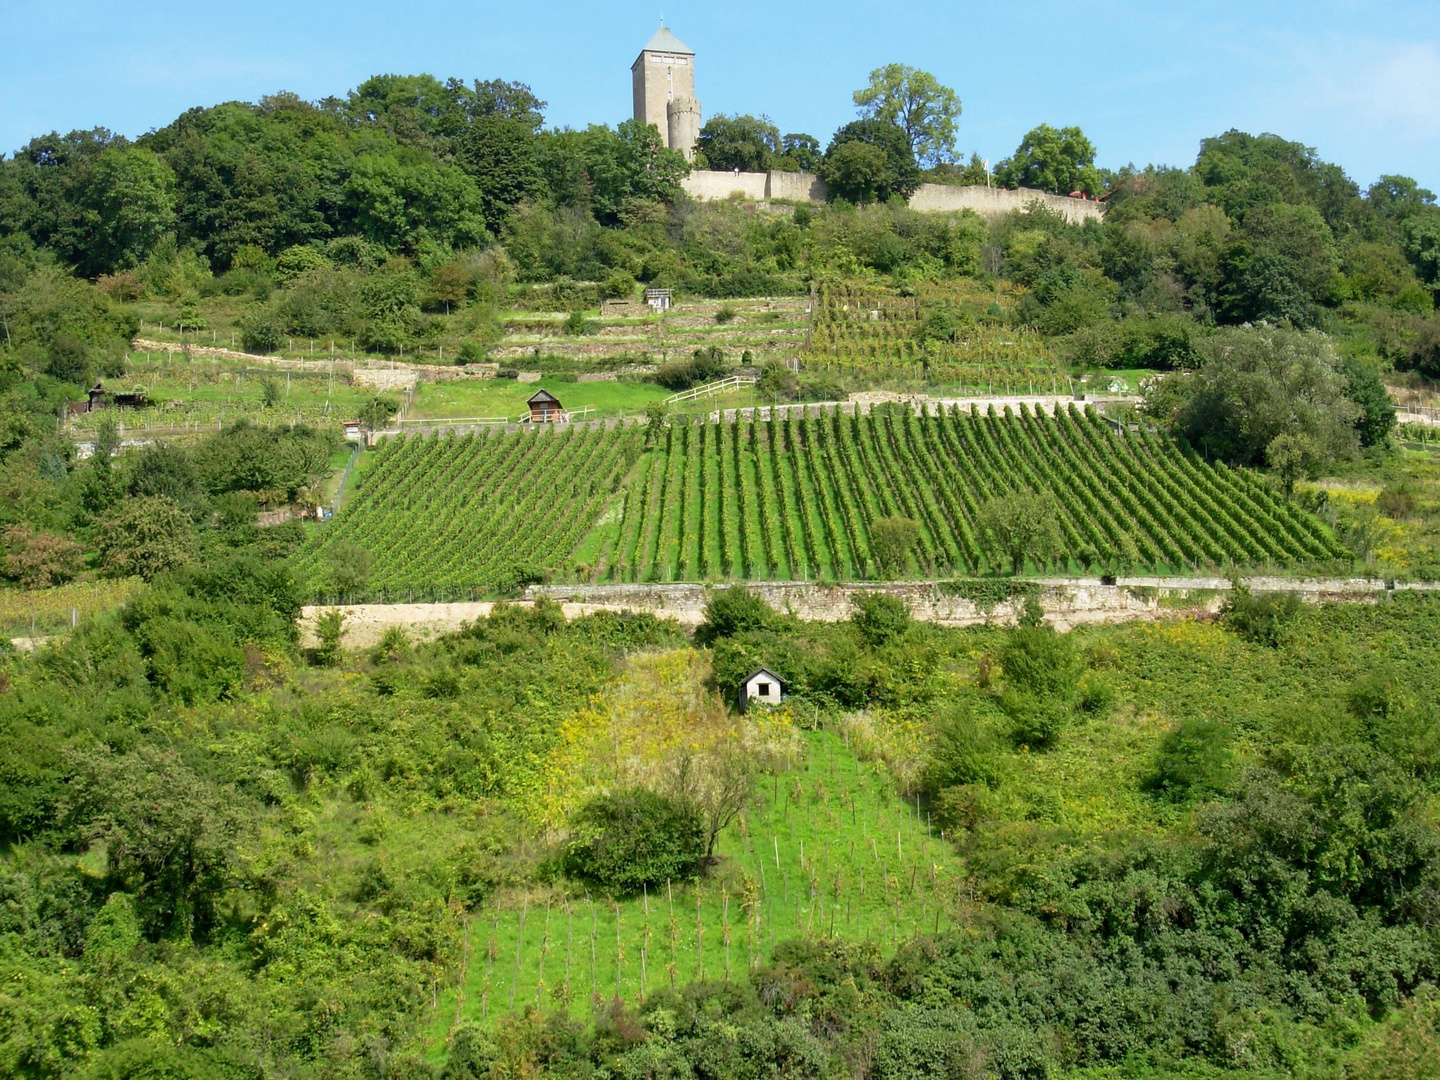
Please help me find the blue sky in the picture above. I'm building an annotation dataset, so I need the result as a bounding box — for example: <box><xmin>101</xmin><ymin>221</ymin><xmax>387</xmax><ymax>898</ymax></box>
<box><xmin>2</xmin><ymin>0</ymin><xmax>1437</xmax><ymax>190</ymax></box>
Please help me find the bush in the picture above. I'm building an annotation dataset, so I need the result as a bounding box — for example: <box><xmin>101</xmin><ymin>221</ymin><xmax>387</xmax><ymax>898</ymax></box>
<box><xmin>564</xmin><ymin>788</ymin><xmax>705</xmax><ymax>893</ymax></box>
<box><xmin>852</xmin><ymin>592</ymin><xmax>910</xmax><ymax>647</ymax></box>
<box><xmin>998</xmin><ymin>625</ymin><xmax>1080</xmax><ymax>699</ymax></box>
<box><xmin>1143</xmin><ymin>719</ymin><xmax>1232</xmax><ymax>800</ymax></box>
<box><xmin>923</xmin><ymin>702</ymin><xmax>1003</xmax><ymax>794</ymax></box>
<box><xmin>656</xmin><ymin>346</ymin><xmax>727</xmax><ymax>391</ymax></box>
<box><xmin>869</xmin><ymin>516</ymin><xmax>920</xmax><ymax>579</ymax></box>
<box><xmin>1220</xmin><ymin>583</ymin><xmax>1302</xmax><ymax>647</ymax></box>
<box><xmin>1002</xmin><ymin>691</ymin><xmax>1070</xmax><ymax>750</ymax></box>
<box><xmin>96</xmin><ymin>496</ymin><xmax>196</xmax><ymax>581</ymax></box>
<box><xmin>695</xmin><ymin>586</ymin><xmax>775</xmax><ymax>645</ymax></box>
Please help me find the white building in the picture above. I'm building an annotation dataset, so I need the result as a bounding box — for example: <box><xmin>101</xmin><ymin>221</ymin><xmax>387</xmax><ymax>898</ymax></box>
<box><xmin>739</xmin><ymin>667</ymin><xmax>785</xmax><ymax>712</ymax></box>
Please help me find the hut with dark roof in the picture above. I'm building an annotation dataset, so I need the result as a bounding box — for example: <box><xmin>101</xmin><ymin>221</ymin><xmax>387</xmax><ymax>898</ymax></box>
<box><xmin>526</xmin><ymin>389</ymin><xmax>563</xmax><ymax>423</ymax></box>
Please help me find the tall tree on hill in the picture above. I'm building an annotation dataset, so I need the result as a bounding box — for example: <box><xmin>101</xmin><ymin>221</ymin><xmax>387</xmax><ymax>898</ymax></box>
<box><xmin>853</xmin><ymin>64</ymin><xmax>961</xmax><ymax>168</ymax></box>
<box><xmin>820</xmin><ymin>119</ymin><xmax>920</xmax><ymax>204</ymax></box>
<box><xmin>994</xmin><ymin>124</ymin><xmax>1101</xmax><ymax>196</ymax></box>
<box><xmin>696</xmin><ymin>114</ymin><xmax>780</xmax><ymax>173</ymax></box>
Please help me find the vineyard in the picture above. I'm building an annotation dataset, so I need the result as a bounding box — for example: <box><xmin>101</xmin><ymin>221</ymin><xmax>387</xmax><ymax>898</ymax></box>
<box><xmin>431</xmin><ymin>730</ymin><xmax>961</xmax><ymax>1032</ymax></box>
<box><xmin>298</xmin><ymin>423</ymin><xmax>645</xmax><ymax>597</ymax></box>
<box><xmin>302</xmin><ymin>404</ymin><xmax>1344</xmax><ymax>597</ymax></box>
<box><xmin>807</xmin><ymin>281</ymin><xmax>1065</xmax><ymax>391</ymax></box>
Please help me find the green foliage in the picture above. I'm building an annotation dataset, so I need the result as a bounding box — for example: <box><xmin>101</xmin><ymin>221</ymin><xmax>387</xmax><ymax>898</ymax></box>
<box><xmin>564</xmin><ymin>788</ymin><xmax>706</xmax><ymax>893</ymax></box>
<box><xmin>1220</xmin><ymin>582</ymin><xmax>1303</xmax><ymax>646</ymax></box>
<box><xmin>999</xmin><ymin>623</ymin><xmax>1080</xmax><ymax>698</ymax></box>
<box><xmin>868</xmin><ymin>515</ymin><xmax>920</xmax><ymax>578</ymax></box>
<box><xmin>696</xmin><ymin>586</ymin><xmax>775</xmax><ymax>645</ymax></box>
<box><xmin>975</xmin><ymin>490</ymin><xmax>1061</xmax><ymax>575</ymax></box>
<box><xmin>851</xmin><ymin>591</ymin><xmax>910</xmax><ymax>646</ymax></box>
<box><xmin>1146</xmin><ymin>323</ymin><xmax>1362</xmax><ymax>468</ymax></box>
<box><xmin>655</xmin><ymin>345</ymin><xmax>727</xmax><ymax>390</ymax></box>
<box><xmin>821</xmin><ymin>120</ymin><xmax>920</xmax><ymax>204</ymax></box>
<box><xmin>313</xmin><ymin>609</ymin><xmax>347</xmax><ymax>666</ymax></box>
<box><xmin>852</xmin><ymin>65</ymin><xmax>962</xmax><ymax>168</ymax></box>
<box><xmin>95</xmin><ymin>495</ymin><xmax>195</xmax><ymax>580</ymax></box>
<box><xmin>994</xmin><ymin>124</ymin><xmax>1101</xmax><ymax>195</ymax></box>
<box><xmin>696</xmin><ymin>114</ymin><xmax>781</xmax><ymax>173</ymax></box>
<box><xmin>1144</xmin><ymin>718</ymin><xmax>1233</xmax><ymax>799</ymax></box>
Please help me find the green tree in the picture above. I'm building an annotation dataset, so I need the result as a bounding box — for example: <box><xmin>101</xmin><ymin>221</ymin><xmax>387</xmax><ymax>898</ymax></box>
<box><xmin>976</xmin><ymin>491</ymin><xmax>1062</xmax><ymax>574</ymax></box>
<box><xmin>358</xmin><ymin>395</ymin><xmax>399</xmax><ymax>433</ymax></box>
<box><xmin>853</xmin><ymin>64</ymin><xmax>962</xmax><ymax>167</ymax></box>
<box><xmin>454</xmin><ymin>116</ymin><xmax>544</xmax><ymax>236</ymax></box>
<box><xmin>81</xmin><ymin>147</ymin><xmax>177</xmax><ymax>274</ymax></box>
<box><xmin>1266</xmin><ymin>431</ymin><xmax>1320</xmax><ymax>497</ymax></box>
<box><xmin>780</xmin><ymin>133</ymin><xmax>821</xmax><ymax>172</ymax></box>
<box><xmin>564</xmin><ymin>788</ymin><xmax>706</xmax><ymax>893</ymax></box>
<box><xmin>1219</xmin><ymin>202</ymin><xmax>1338</xmax><ymax>325</ymax></box>
<box><xmin>851</xmin><ymin>591</ymin><xmax>910</xmax><ymax>646</ymax></box>
<box><xmin>96</xmin><ymin>495</ymin><xmax>196</xmax><ymax>580</ymax></box>
<box><xmin>60</xmin><ymin>746</ymin><xmax>243</xmax><ymax>940</ymax></box>
<box><xmin>696</xmin><ymin>115</ymin><xmax>780</xmax><ymax>173</ymax></box>
<box><xmin>821</xmin><ymin>120</ymin><xmax>920</xmax><ymax>204</ymax></box>
<box><xmin>868</xmin><ymin>515</ymin><xmax>920</xmax><ymax>578</ymax></box>
<box><xmin>1144</xmin><ymin>324</ymin><xmax>1361</xmax><ymax>466</ymax></box>
<box><xmin>994</xmin><ymin>124</ymin><xmax>1101</xmax><ymax>195</ymax></box>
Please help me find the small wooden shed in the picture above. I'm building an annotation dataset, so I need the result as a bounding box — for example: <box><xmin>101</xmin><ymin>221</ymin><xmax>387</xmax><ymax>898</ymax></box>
<box><xmin>527</xmin><ymin>389</ymin><xmax>564</xmax><ymax>423</ymax></box>
<box><xmin>739</xmin><ymin>667</ymin><xmax>785</xmax><ymax>712</ymax></box>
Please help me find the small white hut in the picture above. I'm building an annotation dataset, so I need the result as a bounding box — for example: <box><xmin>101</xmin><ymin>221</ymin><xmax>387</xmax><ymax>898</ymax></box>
<box><xmin>738</xmin><ymin>667</ymin><xmax>785</xmax><ymax>712</ymax></box>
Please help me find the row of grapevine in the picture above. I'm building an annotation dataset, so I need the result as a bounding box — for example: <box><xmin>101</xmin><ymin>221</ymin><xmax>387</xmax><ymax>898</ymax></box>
<box><xmin>302</xmin><ymin>406</ymin><xmax>1345</xmax><ymax>597</ymax></box>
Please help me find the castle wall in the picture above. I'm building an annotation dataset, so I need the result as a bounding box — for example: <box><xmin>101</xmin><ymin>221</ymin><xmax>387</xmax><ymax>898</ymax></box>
<box><xmin>909</xmin><ymin>183</ymin><xmax>1104</xmax><ymax>224</ymax></box>
<box><xmin>766</xmin><ymin>170</ymin><xmax>828</xmax><ymax>201</ymax></box>
<box><xmin>679</xmin><ymin>170</ymin><xmax>1105</xmax><ymax>223</ymax></box>
<box><xmin>681</xmin><ymin>169</ymin><xmax>769</xmax><ymax>201</ymax></box>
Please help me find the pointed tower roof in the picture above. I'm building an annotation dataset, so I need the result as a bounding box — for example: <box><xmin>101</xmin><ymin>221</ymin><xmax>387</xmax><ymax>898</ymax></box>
<box><xmin>640</xmin><ymin>24</ymin><xmax>693</xmax><ymax>56</ymax></box>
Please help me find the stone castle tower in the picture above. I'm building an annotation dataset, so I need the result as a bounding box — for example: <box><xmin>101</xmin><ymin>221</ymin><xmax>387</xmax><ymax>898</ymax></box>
<box><xmin>631</xmin><ymin>24</ymin><xmax>701</xmax><ymax>161</ymax></box>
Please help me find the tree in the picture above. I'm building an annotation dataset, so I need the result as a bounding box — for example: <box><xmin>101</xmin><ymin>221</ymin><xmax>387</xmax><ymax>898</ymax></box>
<box><xmin>96</xmin><ymin>495</ymin><xmax>195</xmax><ymax>580</ymax></box>
<box><xmin>1143</xmin><ymin>324</ymin><xmax>1361</xmax><ymax>467</ymax></box>
<box><xmin>853</xmin><ymin>64</ymin><xmax>961</xmax><ymax>167</ymax></box>
<box><xmin>326</xmin><ymin>540</ymin><xmax>374</xmax><ymax>597</ymax></box>
<box><xmin>780</xmin><ymin>133</ymin><xmax>821</xmax><ymax>172</ymax></box>
<box><xmin>820</xmin><ymin>120</ymin><xmax>920</xmax><ymax>204</ymax></box>
<box><xmin>667</xmin><ymin>744</ymin><xmax>756</xmax><ymax>859</ymax></box>
<box><xmin>564</xmin><ymin>788</ymin><xmax>706</xmax><ymax>893</ymax></box>
<box><xmin>851</xmin><ymin>591</ymin><xmax>910</xmax><ymax>646</ymax></box>
<box><xmin>80</xmin><ymin>147</ymin><xmax>177</xmax><ymax>274</ymax></box>
<box><xmin>358</xmin><ymin>395</ymin><xmax>399</xmax><ymax>433</ymax></box>
<box><xmin>695</xmin><ymin>586</ymin><xmax>774</xmax><ymax>645</ymax></box>
<box><xmin>60</xmin><ymin>746</ymin><xmax>243</xmax><ymax>940</ymax></box>
<box><xmin>868</xmin><ymin>515</ymin><xmax>920</xmax><ymax>578</ymax></box>
<box><xmin>696</xmin><ymin>115</ymin><xmax>780</xmax><ymax>173</ymax></box>
<box><xmin>1218</xmin><ymin>202</ymin><xmax>1338</xmax><ymax>325</ymax></box>
<box><xmin>976</xmin><ymin>491</ymin><xmax>1061</xmax><ymax>574</ymax></box>
<box><xmin>2</xmin><ymin>525</ymin><xmax>84</xmax><ymax>588</ymax></box>
<box><xmin>1266</xmin><ymin>432</ymin><xmax>1320</xmax><ymax>497</ymax></box>
<box><xmin>313</xmin><ymin>609</ymin><xmax>347</xmax><ymax>665</ymax></box>
<box><xmin>454</xmin><ymin>116</ymin><xmax>543</xmax><ymax>236</ymax></box>
<box><xmin>994</xmin><ymin>124</ymin><xmax>1101</xmax><ymax>196</ymax></box>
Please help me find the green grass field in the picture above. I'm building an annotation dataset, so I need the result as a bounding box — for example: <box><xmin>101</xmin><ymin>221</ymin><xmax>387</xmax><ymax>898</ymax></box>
<box><xmin>430</xmin><ymin>728</ymin><xmax>959</xmax><ymax>1038</ymax></box>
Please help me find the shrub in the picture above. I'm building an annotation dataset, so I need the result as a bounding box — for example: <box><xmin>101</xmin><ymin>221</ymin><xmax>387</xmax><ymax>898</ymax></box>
<box><xmin>656</xmin><ymin>346</ymin><xmax>727</xmax><ymax>391</ymax></box>
<box><xmin>695</xmin><ymin>586</ymin><xmax>774</xmax><ymax>645</ymax></box>
<box><xmin>564</xmin><ymin>310</ymin><xmax>596</xmax><ymax>336</ymax></box>
<box><xmin>999</xmin><ymin>624</ymin><xmax>1081</xmax><ymax>699</ymax></box>
<box><xmin>3</xmin><ymin>525</ymin><xmax>85</xmax><ymax>588</ymax></box>
<box><xmin>1144</xmin><ymin>718</ymin><xmax>1232</xmax><ymax>800</ymax></box>
<box><xmin>96</xmin><ymin>496</ymin><xmax>195</xmax><ymax>581</ymax></box>
<box><xmin>869</xmin><ymin>516</ymin><xmax>920</xmax><ymax>579</ymax></box>
<box><xmin>313</xmin><ymin>610</ymin><xmax>347</xmax><ymax>667</ymax></box>
<box><xmin>564</xmin><ymin>788</ymin><xmax>705</xmax><ymax>893</ymax></box>
<box><xmin>923</xmin><ymin>702</ymin><xmax>1002</xmax><ymax>794</ymax></box>
<box><xmin>715</xmin><ymin>304</ymin><xmax>737</xmax><ymax>324</ymax></box>
<box><xmin>1220</xmin><ymin>583</ymin><xmax>1302</xmax><ymax>647</ymax></box>
<box><xmin>852</xmin><ymin>592</ymin><xmax>910</xmax><ymax>647</ymax></box>
<box><xmin>1002</xmin><ymin>691</ymin><xmax>1070</xmax><ymax>750</ymax></box>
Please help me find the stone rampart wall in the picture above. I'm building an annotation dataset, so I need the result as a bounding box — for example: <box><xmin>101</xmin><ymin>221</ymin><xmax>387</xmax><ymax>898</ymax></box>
<box><xmin>680</xmin><ymin>172</ymin><xmax>1104</xmax><ymax>223</ymax></box>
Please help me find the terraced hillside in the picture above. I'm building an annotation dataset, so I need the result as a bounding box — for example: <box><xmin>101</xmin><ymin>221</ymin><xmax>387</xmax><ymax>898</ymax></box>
<box><xmin>808</xmin><ymin>281</ymin><xmax>1065</xmax><ymax>390</ymax></box>
<box><xmin>301</xmin><ymin>405</ymin><xmax>1345</xmax><ymax>598</ymax></box>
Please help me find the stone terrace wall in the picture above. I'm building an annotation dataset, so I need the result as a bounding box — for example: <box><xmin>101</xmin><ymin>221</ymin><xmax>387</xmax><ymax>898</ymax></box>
<box><xmin>298</xmin><ymin>577</ymin><xmax>1437</xmax><ymax>649</ymax></box>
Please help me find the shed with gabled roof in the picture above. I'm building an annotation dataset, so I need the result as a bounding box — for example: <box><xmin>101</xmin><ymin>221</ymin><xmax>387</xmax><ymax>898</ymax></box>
<box><xmin>739</xmin><ymin>667</ymin><xmax>785</xmax><ymax>712</ymax></box>
<box><xmin>526</xmin><ymin>388</ymin><xmax>563</xmax><ymax>423</ymax></box>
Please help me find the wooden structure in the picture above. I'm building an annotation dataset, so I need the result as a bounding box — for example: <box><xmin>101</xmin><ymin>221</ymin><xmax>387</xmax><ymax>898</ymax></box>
<box><xmin>75</xmin><ymin>381</ymin><xmax>149</xmax><ymax>413</ymax></box>
<box><xmin>644</xmin><ymin>288</ymin><xmax>672</xmax><ymax>311</ymax></box>
<box><xmin>526</xmin><ymin>389</ymin><xmax>564</xmax><ymax>423</ymax></box>
<box><xmin>739</xmin><ymin>666</ymin><xmax>785</xmax><ymax>712</ymax></box>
